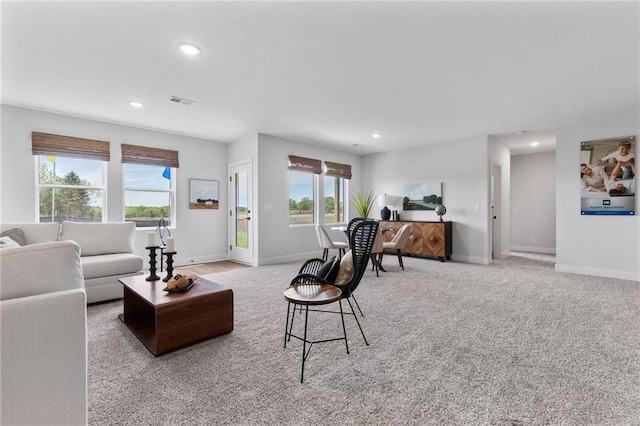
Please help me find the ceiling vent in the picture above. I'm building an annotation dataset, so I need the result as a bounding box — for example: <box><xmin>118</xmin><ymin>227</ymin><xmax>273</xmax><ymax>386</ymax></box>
<box><xmin>167</xmin><ymin>95</ymin><xmax>194</xmax><ymax>106</ymax></box>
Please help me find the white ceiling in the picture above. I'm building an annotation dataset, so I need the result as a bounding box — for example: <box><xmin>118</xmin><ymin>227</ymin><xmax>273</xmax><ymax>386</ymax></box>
<box><xmin>2</xmin><ymin>1</ymin><xmax>638</xmax><ymax>156</ymax></box>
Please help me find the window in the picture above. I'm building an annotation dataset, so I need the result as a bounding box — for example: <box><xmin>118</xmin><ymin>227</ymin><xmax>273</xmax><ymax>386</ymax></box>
<box><xmin>121</xmin><ymin>144</ymin><xmax>178</xmax><ymax>227</ymax></box>
<box><xmin>289</xmin><ymin>170</ymin><xmax>316</xmax><ymax>224</ymax></box>
<box><xmin>123</xmin><ymin>163</ymin><xmax>174</xmax><ymax>227</ymax></box>
<box><xmin>37</xmin><ymin>156</ymin><xmax>106</xmax><ymax>222</ymax></box>
<box><xmin>324</xmin><ymin>161</ymin><xmax>352</xmax><ymax>223</ymax></box>
<box><xmin>32</xmin><ymin>131</ymin><xmax>109</xmax><ymax>223</ymax></box>
<box><xmin>324</xmin><ymin>175</ymin><xmax>346</xmax><ymax>224</ymax></box>
<box><xmin>288</xmin><ymin>155</ymin><xmax>321</xmax><ymax>225</ymax></box>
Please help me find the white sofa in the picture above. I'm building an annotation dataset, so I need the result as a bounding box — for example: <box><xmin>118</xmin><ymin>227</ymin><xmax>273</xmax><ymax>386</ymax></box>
<box><xmin>1</xmin><ymin>221</ymin><xmax>144</xmax><ymax>303</ymax></box>
<box><xmin>0</xmin><ymin>241</ymin><xmax>87</xmax><ymax>425</ymax></box>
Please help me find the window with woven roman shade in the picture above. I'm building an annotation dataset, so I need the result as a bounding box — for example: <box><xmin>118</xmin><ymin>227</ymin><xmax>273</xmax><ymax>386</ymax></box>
<box><xmin>288</xmin><ymin>155</ymin><xmax>321</xmax><ymax>225</ymax></box>
<box><xmin>32</xmin><ymin>132</ymin><xmax>108</xmax><ymax>223</ymax></box>
<box><xmin>121</xmin><ymin>144</ymin><xmax>177</xmax><ymax>227</ymax></box>
<box><xmin>324</xmin><ymin>162</ymin><xmax>351</xmax><ymax>224</ymax></box>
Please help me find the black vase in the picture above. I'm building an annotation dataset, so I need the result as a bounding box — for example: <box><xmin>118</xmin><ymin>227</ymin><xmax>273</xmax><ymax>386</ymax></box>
<box><xmin>380</xmin><ymin>206</ymin><xmax>391</xmax><ymax>220</ymax></box>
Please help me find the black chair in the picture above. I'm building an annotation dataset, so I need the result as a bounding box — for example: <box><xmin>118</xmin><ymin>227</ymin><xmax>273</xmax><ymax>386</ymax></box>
<box><xmin>283</xmin><ymin>220</ymin><xmax>379</xmax><ymax>382</ymax></box>
<box><xmin>346</xmin><ymin>217</ymin><xmax>365</xmax><ymax>242</ymax></box>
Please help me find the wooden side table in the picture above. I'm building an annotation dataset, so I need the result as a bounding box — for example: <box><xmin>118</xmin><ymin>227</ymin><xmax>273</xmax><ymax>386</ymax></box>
<box><xmin>119</xmin><ymin>274</ymin><xmax>233</xmax><ymax>356</ymax></box>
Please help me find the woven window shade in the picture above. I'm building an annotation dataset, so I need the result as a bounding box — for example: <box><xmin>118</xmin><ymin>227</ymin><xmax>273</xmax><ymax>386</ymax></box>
<box><xmin>288</xmin><ymin>155</ymin><xmax>321</xmax><ymax>174</ymax></box>
<box><xmin>324</xmin><ymin>161</ymin><xmax>352</xmax><ymax>179</ymax></box>
<box><xmin>121</xmin><ymin>144</ymin><xmax>179</xmax><ymax>168</ymax></box>
<box><xmin>32</xmin><ymin>132</ymin><xmax>110</xmax><ymax>161</ymax></box>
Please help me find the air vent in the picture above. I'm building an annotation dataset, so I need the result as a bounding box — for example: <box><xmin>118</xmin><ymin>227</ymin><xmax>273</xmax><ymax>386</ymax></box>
<box><xmin>167</xmin><ymin>95</ymin><xmax>194</xmax><ymax>106</ymax></box>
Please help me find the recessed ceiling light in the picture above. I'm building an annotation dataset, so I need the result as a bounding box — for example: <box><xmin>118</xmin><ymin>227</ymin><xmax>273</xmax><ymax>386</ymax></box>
<box><xmin>530</xmin><ymin>141</ymin><xmax>540</xmax><ymax>147</ymax></box>
<box><xmin>372</xmin><ymin>133</ymin><xmax>382</xmax><ymax>139</ymax></box>
<box><xmin>178</xmin><ymin>43</ymin><xmax>201</xmax><ymax>56</ymax></box>
<box><xmin>129</xmin><ymin>101</ymin><xmax>144</xmax><ymax>108</ymax></box>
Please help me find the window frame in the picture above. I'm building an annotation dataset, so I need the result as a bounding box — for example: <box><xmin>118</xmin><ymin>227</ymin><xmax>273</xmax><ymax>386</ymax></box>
<box><xmin>122</xmin><ymin>163</ymin><xmax>176</xmax><ymax>228</ymax></box>
<box><xmin>35</xmin><ymin>155</ymin><xmax>107</xmax><ymax>223</ymax></box>
<box><xmin>288</xmin><ymin>169</ymin><xmax>317</xmax><ymax>226</ymax></box>
<box><xmin>323</xmin><ymin>175</ymin><xmax>347</xmax><ymax>225</ymax></box>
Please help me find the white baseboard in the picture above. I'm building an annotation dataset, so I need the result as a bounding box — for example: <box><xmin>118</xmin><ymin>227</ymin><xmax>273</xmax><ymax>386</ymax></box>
<box><xmin>510</xmin><ymin>245</ymin><xmax>556</xmax><ymax>255</ymax></box>
<box><xmin>555</xmin><ymin>263</ymin><xmax>639</xmax><ymax>282</ymax></box>
<box><xmin>258</xmin><ymin>251</ymin><xmax>320</xmax><ymax>266</ymax></box>
<box><xmin>451</xmin><ymin>254</ymin><xmax>490</xmax><ymax>265</ymax></box>
<box><xmin>174</xmin><ymin>253</ymin><xmax>230</xmax><ymax>267</ymax></box>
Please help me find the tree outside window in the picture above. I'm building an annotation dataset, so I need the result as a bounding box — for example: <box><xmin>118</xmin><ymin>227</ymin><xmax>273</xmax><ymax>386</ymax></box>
<box><xmin>324</xmin><ymin>175</ymin><xmax>345</xmax><ymax>224</ymax></box>
<box><xmin>289</xmin><ymin>170</ymin><xmax>315</xmax><ymax>224</ymax></box>
<box><xmin>38</xmin><ymin>156</ymin><xmax>104</xmax><ymax>222</ymax></box>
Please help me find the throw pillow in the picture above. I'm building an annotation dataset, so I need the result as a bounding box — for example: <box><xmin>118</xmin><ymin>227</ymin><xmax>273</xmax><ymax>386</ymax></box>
<box><xmin>325</xmin><ymin>256</ymin><xmax>342</xmax><ymax>284</ymax></box>
<box><xmin>0</xmin><ymin>236</ymin><xmax>20</xmax><ymax>249</ymax></box>
<box><xmin>0</xmin><ymin>227</ymin><xmax>26</xmax><ymax>246</ymax></box>
<box><xmin>334</xmin><ymin>250</ymin><xmax>354</xmax><ymax>286</ymax></box>
<box><xmin>316</xmin><ymin>256</ymin><xmax>336</xmax><ymax>280</ymax></box>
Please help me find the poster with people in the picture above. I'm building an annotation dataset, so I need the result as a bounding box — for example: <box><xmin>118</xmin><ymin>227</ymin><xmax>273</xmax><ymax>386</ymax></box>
<box><xmin>580</xmin><ymin>135</ymin><xmax>635</xmax><ymax>215</ymax></box>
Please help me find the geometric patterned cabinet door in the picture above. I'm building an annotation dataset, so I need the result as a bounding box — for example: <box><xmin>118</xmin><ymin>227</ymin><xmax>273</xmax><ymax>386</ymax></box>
<box><xmin>380</xmin><ymin>221</ymin><xmax>452</xmax><ymax>261</ymax></box>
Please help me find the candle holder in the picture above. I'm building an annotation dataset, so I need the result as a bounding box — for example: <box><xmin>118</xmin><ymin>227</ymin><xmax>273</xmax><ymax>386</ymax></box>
<box><xmin>146</xmin><ymin>246</ymin><xmax>161</xmax><ymax>281</ymax></box>
<box><xmin>162</xmin><ymin>251</ymin><xmax>177</xmax><ymax>282</ymax></box>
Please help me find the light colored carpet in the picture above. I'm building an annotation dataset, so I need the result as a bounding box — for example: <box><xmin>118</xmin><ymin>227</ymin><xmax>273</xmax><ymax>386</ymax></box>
<box><xmin>87</xmin><ymin>255</ymin><xmax>639</xmax><ymax>425</ymax></box>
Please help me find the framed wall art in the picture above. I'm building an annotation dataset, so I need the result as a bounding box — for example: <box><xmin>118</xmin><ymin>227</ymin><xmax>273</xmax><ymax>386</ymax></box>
<box><xmin>402</xmin><ymin>182</ymin><xmax>442</xmax><ymax>211</ymax></box>
<box><xmin>189</xmin><ymin>179</ymin><xmax>219</xmax><ymax>209</ymax></box>
<box><xmin>580</xmin><ymin>135</ymin><xmax>635</xmax><ymax>215</ymax></box>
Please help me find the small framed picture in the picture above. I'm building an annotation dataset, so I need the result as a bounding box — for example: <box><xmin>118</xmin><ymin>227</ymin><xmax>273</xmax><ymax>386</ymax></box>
<box><xmin>189</xmin><ymin>179</ymin><xmax>219</xmax><ymax>209</ymax></box>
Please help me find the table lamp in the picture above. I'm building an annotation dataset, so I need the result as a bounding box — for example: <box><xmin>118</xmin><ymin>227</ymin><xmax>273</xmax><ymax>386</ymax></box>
<box><xmin>379</xmin><ymin>194</ymin><xmax>394</xmax><ymax>220</ymax></box>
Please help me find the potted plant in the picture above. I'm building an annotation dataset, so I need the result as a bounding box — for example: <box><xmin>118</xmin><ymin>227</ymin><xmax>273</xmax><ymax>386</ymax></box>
<box><xmin>351</xmin><ymin>188</ymin><xmax>377</xmax><ymax>218</ymax></box>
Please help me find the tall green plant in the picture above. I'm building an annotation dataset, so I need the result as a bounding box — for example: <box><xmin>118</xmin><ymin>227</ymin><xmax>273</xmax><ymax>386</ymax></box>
<box><xmin>351</xmin><ymin>188</ymin><xmax>377</xmax><ymax>218</ymax></box>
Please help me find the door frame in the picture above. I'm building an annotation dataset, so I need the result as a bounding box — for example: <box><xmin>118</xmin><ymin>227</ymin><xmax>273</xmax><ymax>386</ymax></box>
<box><xmin>228</xmin><ymin>159</ymin><xmax>255</xmax><ymax>265</ymax></box>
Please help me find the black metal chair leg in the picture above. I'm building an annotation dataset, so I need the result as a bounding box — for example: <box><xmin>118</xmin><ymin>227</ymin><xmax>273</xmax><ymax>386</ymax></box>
<box><xmin>301</xmin><ymin>305</ymin><xmax>309</xmax><ymax>383</ymax></box>
<box><xmin>284</xmin><ymin>302</ymin><xmax>291</xmax><ymax>348</ymax></box>
<box><xmin>352</xmin><ymin>294</ymin><xmax>364</xmax><ymax>317</ymax></box>
<box><xmin>338</xmin><ymin>299</ymin><xmax>349</xmax><ymax>354</ymax></box>
<box><xmin>346</xmin><ymin>297</ymin><xmax>369</xmax><ymax>346</ymax></box>
<box><xmin>288</xmin><ymin>303</ymin><xmax>298</xmax><ymax>342</ymax></box>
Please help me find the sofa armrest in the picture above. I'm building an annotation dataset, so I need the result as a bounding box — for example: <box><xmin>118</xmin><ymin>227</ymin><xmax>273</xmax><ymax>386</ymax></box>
<box><xmin>1</xmin><ymin>288</ymin><xmax>87</xmax><ymax>426</ymax></box>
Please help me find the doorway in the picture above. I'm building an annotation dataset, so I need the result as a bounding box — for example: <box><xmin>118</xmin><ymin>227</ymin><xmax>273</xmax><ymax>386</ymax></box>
<box><xmin>228</xmin><ymin>160</ymin><xmax>254</xmax><ymax>265</ymax></box>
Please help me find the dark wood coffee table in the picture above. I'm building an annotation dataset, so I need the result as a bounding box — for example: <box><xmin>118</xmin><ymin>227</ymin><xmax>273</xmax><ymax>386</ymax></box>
<box><xmin>118</xmin><ymin>274</ymin><xmax>233</xmax><ymax>356</ymax></box>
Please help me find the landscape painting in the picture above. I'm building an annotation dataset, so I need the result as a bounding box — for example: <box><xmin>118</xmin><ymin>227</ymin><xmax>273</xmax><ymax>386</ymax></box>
<box><xmin>189</xmin><ymin>179</ymin><xmax>219</xmax><ymax>209</ymax></box>
<box><xmin>403</xmin><ymin>182</ymin><xmax>442</xmax><ymax>210</ymax></box>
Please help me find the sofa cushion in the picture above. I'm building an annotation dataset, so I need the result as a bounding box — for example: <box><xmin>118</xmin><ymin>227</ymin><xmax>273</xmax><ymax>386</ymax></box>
<box><xmin>0</xmin><ymin>228</ymin><xmax>26</xmax><ymax>246</ymax></box>
<box><xmin>0</xmin><ymin>241</ymin><xmax>84</xmax><ymax>301</ymax></box>
<box><xmin>80</xmin><ymin>253</ymin><xmax>144</xmax><ymax>280</ymax></box>
<box><xmin>1</xmin><ymin>223</ymin><xmax>61</xmax><ymax>245</ymax></box>
<box><xmin>60</xmin><ymin>221</ymin><xmax>135</xmax><ymax>256</ymax></box>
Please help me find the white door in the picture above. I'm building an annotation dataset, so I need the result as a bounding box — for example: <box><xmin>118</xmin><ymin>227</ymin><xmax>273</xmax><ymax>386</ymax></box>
<box><xmin>229</xmin><ymin>160</ymin><xmax>254</xmax><ymax>265</ymax></box>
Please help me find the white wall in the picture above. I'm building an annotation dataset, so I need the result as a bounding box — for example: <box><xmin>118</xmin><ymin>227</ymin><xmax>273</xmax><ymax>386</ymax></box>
<box><xmin>0</xmin><ymin>105</ymin><xmax>230</xmax><ymax>265</ymax></box>
<box><xmin>362</xmin><ymin>136</ymin><xmax>491</xmax><ymax>264</ymax></box>
<box><xmin>556</xmin><ymin>112</ymin><xmax>639</xmax><ymax>281</ymax></box>
<box><xmin>255</xmin><ymin>133</ymin><xmax>362</xmax><ymax>265</ymax></box>
<box><xmin>488</xmin><ymin>139</ymin><xmax>511</xmax><ymax>259</ymax></box>
<box><xmin>510</xmin><ymin>151</ymin><xmax>556</xmax><ymax>254</ymax></box>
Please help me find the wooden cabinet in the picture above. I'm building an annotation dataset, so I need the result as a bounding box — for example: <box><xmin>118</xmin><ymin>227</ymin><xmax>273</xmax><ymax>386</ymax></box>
<box><xmin>380</xmin><ymin>220</ymin><xmax>452</xmax><ymax>261</ymax></box>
